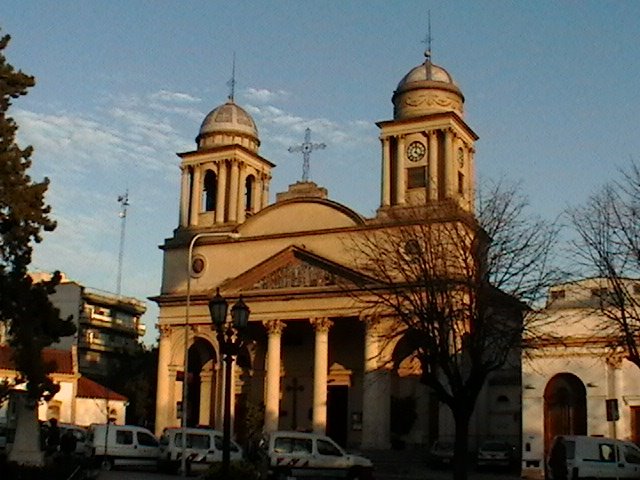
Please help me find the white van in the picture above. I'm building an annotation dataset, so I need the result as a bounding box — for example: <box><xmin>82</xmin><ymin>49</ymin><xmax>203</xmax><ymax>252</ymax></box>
<box><xmin>258</xmin><ymin>431</ymin><xmax>373</xmax><ymax>480</ymax></box>
<box><xmin>158</xmin><ymin>427</ymin><xmax>243</xmax><ymax>474</ymax></box>
<box><xmin>85</xmin><ymin>424</ymin><xmax>160</xmax><ymax>470</ymax></box>
<box><xmin>547</xmin><ymin>435</ymin><xmax>640</xmax><ymax>479</ymax></box>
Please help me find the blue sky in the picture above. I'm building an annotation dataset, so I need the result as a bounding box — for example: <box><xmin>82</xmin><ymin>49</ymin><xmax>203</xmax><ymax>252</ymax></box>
<box><xmin>3</xmin><ymin>1</ymin><xmax>639</xmax><ymax>345</ymax></box>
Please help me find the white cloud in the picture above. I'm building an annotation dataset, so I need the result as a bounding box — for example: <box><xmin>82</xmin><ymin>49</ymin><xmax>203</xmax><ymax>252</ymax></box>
<box><xmin>243</xmin><ymin>87</ymin><xmax>289</xmax><ymax>104</ymax></box>
<box><xmin>149</xmin><ymin>90</ymin><xmax>201</xmax><ymax>104</ymax></box>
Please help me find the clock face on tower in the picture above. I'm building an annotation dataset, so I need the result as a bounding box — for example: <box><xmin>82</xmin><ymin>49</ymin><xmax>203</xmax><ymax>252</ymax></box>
<box><xmin>406</xmin><ymin>141</ymin><xmax>426</xmax><ymax>162</ymax></box>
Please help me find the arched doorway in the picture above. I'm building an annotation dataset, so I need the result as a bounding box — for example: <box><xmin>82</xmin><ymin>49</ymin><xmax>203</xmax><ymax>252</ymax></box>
<box><xmin>187</xmin><ymin>337</ymin><xmax>218</xmax><ymax>427</ymax></box>
<box><xmin>544</xmin><ymin>373</ymin><xmax>587</xmax><ymax>454</ymax></box>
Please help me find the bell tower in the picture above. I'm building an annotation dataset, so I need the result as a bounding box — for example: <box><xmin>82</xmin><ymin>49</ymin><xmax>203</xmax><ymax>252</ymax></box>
<box><xmin>377</xmin><ymin>50</ymin><xmax>478</xmax><ymax>214</ymax></box>
<box><xmin>177</xmin><ymin>98</ymin><xmax>274</xmax><ymax>229</ymax></box>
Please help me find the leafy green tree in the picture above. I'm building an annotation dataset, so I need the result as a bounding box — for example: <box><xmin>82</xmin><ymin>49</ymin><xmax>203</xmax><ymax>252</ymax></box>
<box><xmin>0</xmin><ymin>31</ymin><xmax>75</xmax><ymax>401</ymax></box>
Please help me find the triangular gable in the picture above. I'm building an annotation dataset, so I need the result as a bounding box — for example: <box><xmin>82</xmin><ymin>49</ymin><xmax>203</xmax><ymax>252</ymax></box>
<box><xmin>221</xmin><ymin>245</ymin><xmax>377</xmax><ymax>293</ymax></box>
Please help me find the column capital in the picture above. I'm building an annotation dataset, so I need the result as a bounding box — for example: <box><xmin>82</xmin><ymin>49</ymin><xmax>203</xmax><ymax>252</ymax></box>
<box><xmin>606</xmin><ymin>355</ymin><xmax>624</xmax><ymax>369</ymax></box>
<box><xmin>158</xmin><ymin>324</ymin><xmax>172</xmax><ymax>339</ymax></box>
<box><xmin>189</xmin><ymin>323</ymin><xmax>208</xmax><ymax>335</ymax></box>
<box><xmin>263</xmin><ymin>319</ymin><xmax>286</xmax><ymax>335</ymax></box>
<box><xmin>310</xmin><ymin>317</ymin><xmax>333</xmax><ymax>333</ymax></box>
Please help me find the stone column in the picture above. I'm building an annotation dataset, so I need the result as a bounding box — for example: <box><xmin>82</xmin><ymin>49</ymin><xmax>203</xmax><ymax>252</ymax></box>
<box><xmin>607</xmin><ymin>356</ymin><xmax>623</xmax><ymax>438</ymax></box>
<box><xmin>251</xmin><ymin>172</ymin><xmax>261</xmax><ymax>214</ymax></box>
<box><xmin>215</xmin><ymin>161</ymin><xmax>227</xmax><ymax>224</ymax></box>
<box><xmin>444</xmin><ymin>129</ymin><xmax>454</xmax><ymax>199</ymax></box>
<box><xmin>361</xmin><ymin>320</ymin><xmax>391</xmax><ymax>449</ymax></box>
<box><xmin>381</xmin><ymin>137</ymin><xmax>391</xmax><ymax>207</ymax></box>
<box><xmin>396</xmin><ymin>135</ymin><xmax>406</xmax><ymax>205</ymax></box>
<box><xmin>237</xmin><ymin>168</ymin><xmax>247</xmax><ymax>224</ymax></box>
<box><xmin>189</xmin><ymin>166</ymin><xmax>201</xmax><ymax>226</ymax></box>
<box><xmin>155</xmin><ymin>325</ymin><xmax>172</xmax><ymax>436</ymax></box>
<box><xmin>167</xmin><ymin>366</ymin><xmax>179</xmax><ymax>428</ymax></box>
<box><xmin>199</xmin><ymin>369</ymin><xmax>214</xmax><ymax>426</ymax></box>
<box><xmin>262</xmin><ymin>175</ymin><xmax>270</xmax><ymax>209</ymax></box>
<box><xmin>428</xmin><ymin>131</ymin><xmax>439</xmax><ymax>201</ymax></box>
<box><xmin>264</xmin><ymin>320</ymin><xmax>285</xmax><ymax>432</ymax></box>
<box><xmin>468</xmin><ymin>147</ymin><xmax>476</xmax><ymax>208</ymax></box>
<box><xmin>228</xmin><ymin>162</ymin><xmax>240</xmax><ymax>222</ymax></box>
<box><xmin>180</xmin><ymin>167</ymin><xmax>190</xmax><ymax>227</ymax></box>
<box><xmin>311</xmin><ymin>317</ymin><xmax>333</xmax><ymax>434</ymax></box>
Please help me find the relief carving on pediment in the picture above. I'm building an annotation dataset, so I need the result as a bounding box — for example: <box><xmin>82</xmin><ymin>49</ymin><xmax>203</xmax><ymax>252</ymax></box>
<box><xmin>252</xmin><ymin>262</ymin><xmax>337</xmax><ymax>290</ymax></box>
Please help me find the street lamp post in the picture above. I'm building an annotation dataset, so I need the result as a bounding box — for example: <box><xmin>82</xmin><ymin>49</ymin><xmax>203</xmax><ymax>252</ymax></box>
<box><xmin>181</xmin><ymin>231</ymin><xmax>239</xmax><ymax>477</ymax></box>
<box><xmin>209</xmin><ymin>289</ymin><xmax>250</xmax><ymax>479</ymax></box>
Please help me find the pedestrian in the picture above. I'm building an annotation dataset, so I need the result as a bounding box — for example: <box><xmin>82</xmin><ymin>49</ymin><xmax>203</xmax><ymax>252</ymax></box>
<box><xmin>45</xmin><ymin>418</ymin><xmax>60</xmax><ymax>455</ymax></box>
<box><xmin>548</xmin><ymin>437</ymin><xmax>567</xmax><ymax>480</ymax></box>
<box><xmin>60</xmin><ymin>429</ymin><xmax>77</xmax><ymax>456</ymax></box>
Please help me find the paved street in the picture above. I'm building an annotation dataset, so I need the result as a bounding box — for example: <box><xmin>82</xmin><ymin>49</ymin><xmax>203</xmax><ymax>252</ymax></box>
<box><xmin>97</xmin><ymin>470</ymin><xmax>177</xmax><ymax>480</ymax></box>
<box><xmin>93</xmin><ymin>467</ymin><xmax>522</xmax><ymax>480</ymax></box>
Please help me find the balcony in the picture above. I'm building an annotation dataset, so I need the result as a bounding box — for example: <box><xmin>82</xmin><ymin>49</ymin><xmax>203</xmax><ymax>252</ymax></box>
<box><xmin>80</xmin><ymin>311</ymin><xmax>142</xmax><ymax>337</ymax></box>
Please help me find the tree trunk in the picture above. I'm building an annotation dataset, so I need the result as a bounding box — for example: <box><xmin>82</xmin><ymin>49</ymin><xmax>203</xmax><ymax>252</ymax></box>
<box><xmin>7</xmin><ymin>391</ymin><xmax>44</xmax><ymax>466</ymax></box>
<box><xmin>451</xmin><ymin>406</ymin><xmax>473</xmax><ymax>480</ymax></box>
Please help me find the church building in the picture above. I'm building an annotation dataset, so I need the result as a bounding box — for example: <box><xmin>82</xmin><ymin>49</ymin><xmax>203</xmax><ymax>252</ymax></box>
<box><xmin>153</xmin><ymin>49</ymin><xmax>521</xmax><ymax>451</ymax></box>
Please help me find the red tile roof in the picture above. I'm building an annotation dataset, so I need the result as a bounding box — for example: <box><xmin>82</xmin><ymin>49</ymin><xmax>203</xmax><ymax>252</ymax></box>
<box><xmin>77</xmin><ymin>376</ymin><xmax>127</xmax><ymax>402</ymax></box>
<box><xmin>0</xmin><ymin>346</ymin><xmax>74</xmax><ymax>374</ymax></box>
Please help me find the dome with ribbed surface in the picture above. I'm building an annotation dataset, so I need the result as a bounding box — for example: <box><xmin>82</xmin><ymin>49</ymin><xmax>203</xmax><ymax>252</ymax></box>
<box><xmin>392</xmin><ymin>59</ymin><xmax>465</xmax><ymax>120</ymax></box>
<box><xmin>196</xmin><ymin>99</ymin><xmax>260</xmax><ymax>151</ymax></box>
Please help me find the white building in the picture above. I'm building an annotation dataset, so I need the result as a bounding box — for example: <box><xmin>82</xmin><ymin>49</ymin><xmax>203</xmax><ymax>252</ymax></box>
<box><xmin>522</xmin><ymin>278</ymin><xmax>640</xmax><ymax>478</ymax></box>
<box><xmin>30</xmin><ymin>272</ymin><xmax>147</xmax><ymax>380</ymax></box>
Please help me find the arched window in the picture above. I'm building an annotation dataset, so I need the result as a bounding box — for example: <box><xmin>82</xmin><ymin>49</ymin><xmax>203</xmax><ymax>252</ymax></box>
<box><xmin>203</xmin><ymin>170</ymin><xmax>217</xmax><ymax>212</ymax></box>
<box><xmin>245</xmin><ymin>175</ymin><xmax>255</xmax><ymax>212</ymax></box>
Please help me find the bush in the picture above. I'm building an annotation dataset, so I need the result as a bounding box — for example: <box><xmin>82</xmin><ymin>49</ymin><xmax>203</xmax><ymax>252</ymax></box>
<box><xmin>203</xmin><ymin>460</ymin><xmax>261</xmax><ymax>480</ymax></box>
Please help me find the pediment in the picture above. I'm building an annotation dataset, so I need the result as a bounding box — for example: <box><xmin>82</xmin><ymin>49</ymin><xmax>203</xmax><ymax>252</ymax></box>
<box><xmin>221</xmin><ymin>245</ymin><xmax>376</xmax><ymax>293</ymax></box>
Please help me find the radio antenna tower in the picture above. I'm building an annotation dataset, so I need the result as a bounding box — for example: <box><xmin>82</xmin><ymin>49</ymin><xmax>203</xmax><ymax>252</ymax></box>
<box><xmin>116</xmin><ymin>190</ymin><xmax>129</xmax><ymax>296</ymax></box>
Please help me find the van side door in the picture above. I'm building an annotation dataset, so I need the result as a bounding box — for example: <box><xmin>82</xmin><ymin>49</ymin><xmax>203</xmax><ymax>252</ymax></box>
<box><xmin>136</xmin><ymin>430</ymin><xmax>160</xmax><ymax>464</ymax></box>
<box><xmin>271</xmin><ymin>436</ymin><xmax>313</xmax><ymax>473</ymax></box>
<box><xmin>310</xmin><ymin>438</ymin><xmax>350</xmax><ymax>475</ymax></box>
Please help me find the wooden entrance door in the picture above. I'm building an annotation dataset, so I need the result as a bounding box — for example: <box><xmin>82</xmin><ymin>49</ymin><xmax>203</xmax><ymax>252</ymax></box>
<box><xmin>543</xmin><ymin>373</ymin><xmax>587</xmax><ymax>455</ymax></box>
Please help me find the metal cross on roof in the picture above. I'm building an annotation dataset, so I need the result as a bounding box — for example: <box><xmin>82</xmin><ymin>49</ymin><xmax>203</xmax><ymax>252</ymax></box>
<box><xmin>288</xmin><ymin>127</ymin><xmax>326</xmax><ymax>182</ymax></box>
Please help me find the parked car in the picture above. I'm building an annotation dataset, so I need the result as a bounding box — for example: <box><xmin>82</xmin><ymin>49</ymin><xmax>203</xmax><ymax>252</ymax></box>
<box><xmin>158</xmin><ymin>427</ymin><xmax>243</xmax><ymax>474</ymax></box>
<box><xmin>428</xmin><ymin>440</ymin><xmax>454</xmax><ymax>468</ymax></box>
<box><xmin>84</xmin><ymin>423</ymin><xmax>160</xmax><ymax>470</ymax></box>
<box><xmin>547</xmin><ymin>435</ymin><xmax>640</xmax><ymax>480</ymax></box>
<box><xmin>258</xmin><ymin>430</ymin><xmax>373</xmax><ymax>480</ymax></box>
<box><xmin>476</xmin><ymin>440</ymin><xmax>516</xmax><ymax>469</ymax></box>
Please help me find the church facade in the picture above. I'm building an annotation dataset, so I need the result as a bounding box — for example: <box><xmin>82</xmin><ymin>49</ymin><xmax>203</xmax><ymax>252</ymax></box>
<box><xmin>153</xmin><ymin>51</ymin><xmax>521</xmax><ymax>451</ymax></box>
